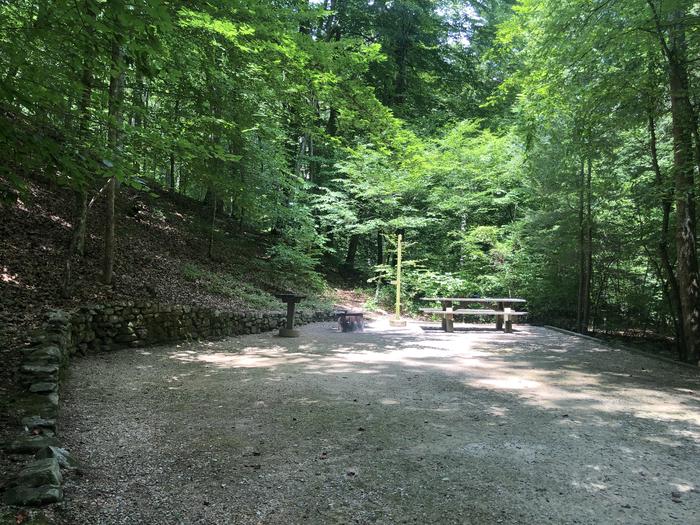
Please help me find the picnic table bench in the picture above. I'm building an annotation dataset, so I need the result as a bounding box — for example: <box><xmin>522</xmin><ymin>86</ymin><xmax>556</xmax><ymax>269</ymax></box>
<box><xmin>420</xmin><ymin>297</ymin><xmax>527</xmax><ymax>333</ymax></box>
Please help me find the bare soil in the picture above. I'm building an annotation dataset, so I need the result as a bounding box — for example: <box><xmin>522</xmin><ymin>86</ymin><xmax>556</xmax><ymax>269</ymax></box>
<box><xmin>36</xmin><ymin>321</ymin><xmax>700</xmax><ymax>524</ymax></box>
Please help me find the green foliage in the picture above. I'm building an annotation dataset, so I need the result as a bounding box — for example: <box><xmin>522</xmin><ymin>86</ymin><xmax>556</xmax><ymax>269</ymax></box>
<box><xmin>181</xmin><ymin>263</ymin><xmax>280</xmax><ymax>310</ymax></box>
<box><xmin>3</xmin><ymin>0</ymin><xmax>694</xmax><ymax>349</ymax></box>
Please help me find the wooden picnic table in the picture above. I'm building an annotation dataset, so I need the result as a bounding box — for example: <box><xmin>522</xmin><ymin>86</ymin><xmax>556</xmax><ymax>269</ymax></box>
<box><xmin>421</xmin><ymin>297</ymin><xmax>527</xmax><ymax>333</ymax></box>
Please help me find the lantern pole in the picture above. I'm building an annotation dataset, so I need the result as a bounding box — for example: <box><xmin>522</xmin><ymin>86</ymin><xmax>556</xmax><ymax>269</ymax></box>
<box><xmin>390</xmin><ymin>233</ymin><xmax>407</xmax><ymax>327</ymax></box>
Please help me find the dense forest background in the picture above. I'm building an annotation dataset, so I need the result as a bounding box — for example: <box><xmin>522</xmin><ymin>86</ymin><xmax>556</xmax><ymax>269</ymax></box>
<box><xmin>2</xmin><ymin>0</ymin><xmax>700</xmax><ymax>364</ymax></box>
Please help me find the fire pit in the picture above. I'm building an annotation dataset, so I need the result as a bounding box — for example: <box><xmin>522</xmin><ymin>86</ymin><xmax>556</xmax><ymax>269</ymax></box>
<box><xmin>335</xmin><ymin>310</ymin><xmax>364</xmax><ymax>332</ymax></box>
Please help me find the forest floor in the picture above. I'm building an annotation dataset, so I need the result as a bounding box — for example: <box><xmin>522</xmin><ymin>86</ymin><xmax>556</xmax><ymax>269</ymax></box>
<box><xmin>0</xmin><ymin>176</ymin><xmax>338</xmax><ymax>479</ymax></box>
<box><xmin>27</xmin><ymin>320</ymin><xmax>700</xmax><ymax>524</ymax></box>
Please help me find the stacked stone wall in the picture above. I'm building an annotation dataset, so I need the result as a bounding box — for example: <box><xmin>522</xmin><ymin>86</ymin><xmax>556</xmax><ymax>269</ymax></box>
<box><xmin>67</xmin><ymin>302</ymin><xmax>333</xmax><ymax>355</ymax></box>
<box><xmin>3</xmin><ymin>302</ymin><xmax>333</xmax><ymax>508</ymax></box>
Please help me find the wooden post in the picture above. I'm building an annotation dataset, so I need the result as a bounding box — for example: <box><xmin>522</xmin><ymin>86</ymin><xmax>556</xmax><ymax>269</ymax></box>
<box><xmin>446</xmin><ymin>305</ymin><xmax>454</xmax><ymax>333</ymax></box>
<box><xmin>390</xmin><ymin>233</ymin><xmax>407</xmax><ymax>327</ymax></box>
<box><xmin>496</xmin><ymin>301</ymin><xmax>504</xmax><ymax>330</ymax></box>
<box><xmin>395</xmin><ymin>233</ymin><xmax>402</xmax><ymax>320</ymax></box>
<box><xmin>504</xmin><ymin>307</ymin><xmax>513</xmax><ymax>333</ymax></box>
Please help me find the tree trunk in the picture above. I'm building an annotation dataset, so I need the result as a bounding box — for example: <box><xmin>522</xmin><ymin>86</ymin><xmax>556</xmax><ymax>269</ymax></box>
<box><xmin>61</xmin><ymin>63</ymin><xmax>93</xmax><ymax>297</ymax></box>
<box><xmin>75</xmin><ymin>62</ymin><xmax>94</xmax><ymax>256</ymax></box>
<box><xmin>394</xmin><ymin>41</ymin><xmax>408</xmax><ymax>105</ymax></box>
<box><xmin>168</xmin><ymin>97</ymin><xmax>180</xmax><ymax>192</ymax></box>
<box><xmin>344</xmin><ymin>234</ymin><xmax>360</xmax><ymax>270</ymax></box>
<box><xmin>62</xmin><ymin>191</ymin><xmax>88</xmax><ymax>297</ymax></box>
<box><xmin>649</xmin><ymin>111</ymin><xmax>686</xmax><ymax>358</ymax></box>
<box><xmin>376</xmin><ymin>231</ymin><xmax>383</xmax><ymax>265</ymax></box>
<box><xmin>102</xmin><ymin>177</ymin><xmax>116</xmax><ymax>285</ymax></box>
<box><xmin>576</xmin><ymin>158</ymin><xmax>586</xmax><ymax>333</ymax></box>
<box><xmin>168</xmin><ymin>152</ymin><xmax>176</xmax><ymax>192</ymax></box>
<box><xmin>208</xmin><ymin>189</ymin><xmax>216</xmax><ymax>260</ymax></box>
<box><xmin>583</xmin><ymin>156</ymin><xmax>593</xmax><ymax>332</ymax></box>
<box><xmin>667</xmin><ymin>22</ymin><xmax>700</xmax><ymax>364</ymax></box>
<box><xmin>102</xmin><ymin>35</ymin><xmax>124</xmax><ymax>286</ymax></box>
<box><xmin>649</xmin><ymin>2</ymin><xmax>700</xmax><ymax>364</ymax></box>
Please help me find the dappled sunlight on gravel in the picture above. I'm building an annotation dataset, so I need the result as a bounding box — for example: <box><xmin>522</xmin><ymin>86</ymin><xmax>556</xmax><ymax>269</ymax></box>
<box><xmin>52</xmin><ymin>320</ymin><xmax>700</xmax><ymax>525</ymax></box>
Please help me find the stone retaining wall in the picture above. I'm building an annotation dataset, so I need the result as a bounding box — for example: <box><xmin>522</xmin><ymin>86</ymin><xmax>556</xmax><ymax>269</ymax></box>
<box><xmin>3</xmin><ymin>302</ymin><xmax>334</xmax><ymax>509</ymax></box>
<box><xmin>66</xmin><ymin>301</ymin><xmax>333</xmax><ymax>355</ymax></box>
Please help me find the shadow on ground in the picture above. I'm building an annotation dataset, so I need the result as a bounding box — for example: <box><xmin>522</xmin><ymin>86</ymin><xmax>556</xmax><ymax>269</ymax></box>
<box><xmin>49</xmin><ymin>320</ymin><xmax>699</xmax><ymax>525</ymax></box>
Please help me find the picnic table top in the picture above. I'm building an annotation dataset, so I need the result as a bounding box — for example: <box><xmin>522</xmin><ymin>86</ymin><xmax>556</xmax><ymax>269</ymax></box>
<box><xmin>421</xmin><ymin>297</ymin><xmax>526</xmax><ymax>303</ymax></box>
<box><xmin>420</xmin><ymin>308</ymin><xmax>528</xmax><ymax>315</ymax></box>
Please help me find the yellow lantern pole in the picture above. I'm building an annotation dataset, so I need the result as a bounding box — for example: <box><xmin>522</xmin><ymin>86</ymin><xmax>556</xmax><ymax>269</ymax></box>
<box><xmin>390</xmin><ymin>233</ymin><xmax>407</xmax><ymax>327</ymax></box>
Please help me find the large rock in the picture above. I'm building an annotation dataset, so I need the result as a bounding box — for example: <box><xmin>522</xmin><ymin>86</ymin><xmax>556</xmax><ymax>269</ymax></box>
<box><xmin>21</xmin><ymin>416</ymin><xmax>57</xmax><ymax>433</ymax></box>
<box><xmin>15</xmin><ymin>393</ymin><xmax>59</xmax><ymax>420</ymax></box>
<box><xmin>19</xmin><ymin>364</ymin><xmax>59</xmax><ymax>384</ymax></box>
<box><xmin>21</xmin><ymin>345</ymin><xmax>65</xmax><ymax>365</ymax></box>
<box><xmin>3</xmin><ymin>435</ymin><xmax>61</xmax><ymax>454</ymax></box>
<box><xmin>46</xmin><ymin>310</ymin><xmax>70</xmax><ymax>326</ymax></box>
<box><xmin>15</xmin><ymin>458</ymin><xmax>63</xmax><ymax>487</ymax></box>
<box><xmin>35</xmin><ymin>446</ymin><xmax>79</xmax><ymax>470</ymax></box>
<box><xmin>3</xmin><ymin>485</ymin><xmax>63</xmax><ymax>507</ymax></box>
<box><xmin>29</xmin><ymin>382</ymin><xmax>58</xmax><ymax>394</ymax></box>
<box><xmin>3</xmin><ymin>458</ymin><xmax>63</xmax><ymax>507</ymax></box>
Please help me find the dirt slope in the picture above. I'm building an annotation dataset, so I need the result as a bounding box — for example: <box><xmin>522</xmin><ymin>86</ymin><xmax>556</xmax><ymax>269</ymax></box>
<box><xmin>0</xmin><ymin>176</ymin><xmax>335</xmax><ymax>462</ymax></box>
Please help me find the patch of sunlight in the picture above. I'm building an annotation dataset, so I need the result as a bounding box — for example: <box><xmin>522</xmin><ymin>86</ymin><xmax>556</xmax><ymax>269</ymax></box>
<box><xmin>241</xmin><ymin>345</ymin><xmax>287</xmax><ymax>353</ymax></box>
<box><xmin>571</xmin><ymin>480</ymin><xmax>607</xmax><ymax>492</ymax></box>
<box><xmin>643</xmin><ymin>435</ymin><xmax>684</xmax><ymax>448</ymax></box>
<box><xmin>584</xmin><ymin>346</ymin><xmax>615</xmax><ymax>353</ymax></box>
<box><xmin>162</xmin><ymin>329</ymin><xmax>700</xmax><ymax>437</ymax></box>
<box><xmin>475</xmin><ymin>377</ymin><xmax>541</xmax><ymax>390</ymax></box>
<box><xmin>672</xmin><ymin>482</ymin><xmax>697</xmax><ymax>493</ymax></box>
<box><xmin>486</xmin><ymin>405</ymin><xmax>508</xmax><ymax>417</ymax></box>
<box><xmin>49</xmin><ymin>214</ymin><xmax>71</xmax><ymax>228</ymax></box>
<box><xmin>1</xmin><ymin>267</ymin><xmax>21</xmax><ymax>284</ymax></box>
<box><xmin>669</xmin><ymin>428</ymin><xmax>700</xmax><ymax>441</ymax></box>
<box><xmin>294</xmin><ymin>398</ymin><xmax>321</xmax><ymax>406</ymax></box>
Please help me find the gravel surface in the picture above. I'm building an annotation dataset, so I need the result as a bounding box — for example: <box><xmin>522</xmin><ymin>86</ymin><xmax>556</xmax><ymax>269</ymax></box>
<box><xmin>46</xmin><ymin>321</ymin><xmax>700</xmax><ymax>524</ymax></box>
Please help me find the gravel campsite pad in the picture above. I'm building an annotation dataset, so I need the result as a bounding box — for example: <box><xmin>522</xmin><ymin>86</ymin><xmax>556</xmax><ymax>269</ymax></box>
<box><xmin>49</xmin><ymin>321</ymin><xmax>699</xmax><ymax>524</ymax></box>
